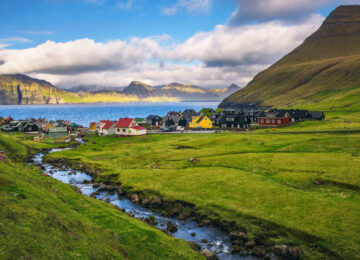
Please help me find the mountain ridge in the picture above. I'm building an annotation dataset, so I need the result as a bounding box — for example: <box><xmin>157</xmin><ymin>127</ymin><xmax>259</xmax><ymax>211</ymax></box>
<box><xmin>0</xmin><ymin>74</ymin><xmax>240</xmax><ymax>104</ymax></box>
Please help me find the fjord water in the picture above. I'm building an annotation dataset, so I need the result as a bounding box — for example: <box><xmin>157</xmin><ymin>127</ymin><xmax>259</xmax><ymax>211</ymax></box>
<box><xmin>32</xmin><ymin>145</ymin><xmax>256</xmax><ymax>260</ymax></box>
<box><xmin>0</xmin><ymin>102</ymin><xmax>219</xmax><ymax>126</ymax></box>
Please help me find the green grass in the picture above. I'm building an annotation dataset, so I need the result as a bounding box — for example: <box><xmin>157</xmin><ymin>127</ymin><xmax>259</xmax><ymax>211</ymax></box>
<box><xmin>0</xmin><ymin>133</ymin><xmax>202</xmax><ymax>260</ymax></box>
<box><xmin>47</xmin><ymin>132</ymin><xmax>360</xmax><ymax>259</ymax></box>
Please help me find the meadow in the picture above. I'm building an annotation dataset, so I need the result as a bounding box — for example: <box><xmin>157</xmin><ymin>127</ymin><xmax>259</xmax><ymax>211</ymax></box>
<box><xmin>46</xmin><ymin>131</ymin><xmax>360</xmax><ymax>259</ymax></box>
<box><xmin>0</xmin><ymin>133</ymin><xmax>201</xmax><ymax>259</ymax></box>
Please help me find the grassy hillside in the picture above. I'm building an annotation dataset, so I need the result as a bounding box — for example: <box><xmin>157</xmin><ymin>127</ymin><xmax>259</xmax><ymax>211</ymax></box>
<box><xmin>47</xmin><ymin>133</ymin><xmax>360</xmax><ymax>259</ymax></box>
<box><xmin>221</xmin><ymin>5</ymin><xmax>360</xmax><ymax>111</ymax></box>
<box><xmin>0</xmin><ymin>133</ymin><xmax>202</xmax><ymax>259</ymax></box>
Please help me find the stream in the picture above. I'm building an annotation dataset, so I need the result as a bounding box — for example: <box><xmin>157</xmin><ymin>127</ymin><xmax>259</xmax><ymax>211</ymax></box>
<box><xmin>32</xmin><ymin>141</ymin><xmax>257</xmax><ymax>260</ymax></box>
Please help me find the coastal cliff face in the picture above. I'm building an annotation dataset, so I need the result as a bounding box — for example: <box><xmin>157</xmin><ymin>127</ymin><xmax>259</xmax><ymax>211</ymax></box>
<box><xmin>220</xmin><ymin>5</ymin><xmax>360</xmax><ymax>110</ymax></box>
<box><xmin>0</xmin><ymin>75</ymin><xmax>240</xmax><ymax>104</ymax></box>
<box><xmin>0</xmin><ymin>74</ymin><xmax>66</xmax><ymax>105</ymax></box>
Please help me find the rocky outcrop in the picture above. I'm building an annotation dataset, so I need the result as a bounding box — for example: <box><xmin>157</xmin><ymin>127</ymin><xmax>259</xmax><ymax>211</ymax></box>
<box><xmin>0</xmin><ymin>74</ymin><xmax>66</xmax><ymax>104</ymax></box>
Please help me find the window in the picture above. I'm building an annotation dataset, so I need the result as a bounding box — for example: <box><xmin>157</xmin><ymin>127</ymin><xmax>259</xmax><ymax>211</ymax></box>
<box><xmin>266</xmin><ymin>119</ymin><xmax>270</xmax><ymax>123</ymax></box>
<box><xmin>278</xmin><ymin>120</ymin><xmax>281</xmax><ymax>124</ymax></box>
<box><xmin>122</xmin><ymin>129</ymin><xmax>126</xmax><ymax>132</ymax></box>
<box><xmin>272</xmin><ymin>120</ymin><xmax>275</xmax><ymax>124</ymax></box>
<box><xmin>260</xmin><ymin>119</ymin><xmax>264</xmax><ymax>123</ymax></box>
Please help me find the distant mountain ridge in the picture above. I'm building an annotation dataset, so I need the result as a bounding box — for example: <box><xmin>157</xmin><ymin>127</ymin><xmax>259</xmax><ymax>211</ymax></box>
<box><xmin>0</xmin><ymin>74</ymin><xmax>240</xmax><ymax>104</ymax></box>
<box><xmin>220</xmin><ymin>5</ymin><xmax>360</xmax><ymax>111</ymax></box>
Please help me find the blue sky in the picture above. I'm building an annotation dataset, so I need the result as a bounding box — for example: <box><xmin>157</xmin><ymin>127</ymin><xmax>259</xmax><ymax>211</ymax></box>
<box><xmin>0</xmin><ymin>0</ymin><xmax>359</xmax><ymax>88</ymax></box>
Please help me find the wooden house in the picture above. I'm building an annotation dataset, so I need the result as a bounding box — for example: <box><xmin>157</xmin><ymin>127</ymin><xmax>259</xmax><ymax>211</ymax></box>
<box><xmin>162</xmin><ymin>114</ymin><xmax>182</xmax><ymax>127</ymax></box>
<box><xmin>97</xmin><ymin>120</ymin><xmax>115</xmax><ymax>136</ymax></box>
<box><xmin>115</xmin><ymin>118</ymin><xmax>146</xmax><ymax>136</ymax></box>
<box><xmin>146</xmin><ymin>115</ymin><xmax>162</xmax><ymax>127</ymax></box>
<box><xmin>89</xmin><ymin>122</ymin><xmax>97</xmax><ymax>131</ymax></box>
<box><xmin>258</xmin><ymin>111</ymin><xmax>290</xmax><ymax>126</ymax></box>
<box><xmin>189</xmin><ymin>115</ymin><xmax>213</xmax><ymax>129</ymax></box>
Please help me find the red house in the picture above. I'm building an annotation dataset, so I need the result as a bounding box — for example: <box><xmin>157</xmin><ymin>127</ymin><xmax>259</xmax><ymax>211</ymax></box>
<box><xmin>115</xmin><ymin>118</ymin><xmax>146</xmax><ymax>137</ymax></box>
<box><xmin>258</xmin><ymin>111</ymin><xmax>290</xmax><ymax>126</ymax></box>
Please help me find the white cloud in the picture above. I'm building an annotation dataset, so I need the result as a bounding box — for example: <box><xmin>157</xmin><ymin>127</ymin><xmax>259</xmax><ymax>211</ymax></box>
<box><xmin>0</xmin><ymin>37</ymin><xmax>33</xmax><ymax>44</ymax></box>
<box><xmin>171</xmin><ymin>14</ymin><xmax>324</xmax><ymax>67</ymax></box>
<box><xmin>117</xmin><ymin>0</ymin><xmax>133</xmax><ymax>9</ymax></box>
<box><xmin>21</xmin><ymin>30</ymin><xmax>54</xmax><ymax>35</ymax></box>
<box><xmin>162</xmin><ymin>0</ymin><xmax>212</xmax><ymax>16</ymax></box>
<box><xmin>0</xmin><ymin>14</ymin><xmax>325</xmax><ymax>88</ymax></box>
<box><xmin>228</xmin><ymin>0</ymin><xmax>360</xmax><ymax>24</ymax></box>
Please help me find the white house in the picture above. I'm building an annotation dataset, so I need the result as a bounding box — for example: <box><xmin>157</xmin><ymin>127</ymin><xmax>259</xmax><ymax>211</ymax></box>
<box><xmin>97</xmin><ymin>120</ymin><xmax>115</xmax><ymax>136</ymax></box>
<box><xmin>115</xmin><ymin>118</ymin><xmax>147</xmax><ymax>136</ymax></box>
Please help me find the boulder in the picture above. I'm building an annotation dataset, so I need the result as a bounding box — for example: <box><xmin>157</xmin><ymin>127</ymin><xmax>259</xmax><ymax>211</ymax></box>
<box><xmin>191</xmin><ymin>232</ymin><xmax>196</xmax><ymax>237</ymax></box>
<box><xmin>166</xmin><ymin>221</ymin><xmax>178</xmax><ymax>233</ymax></box>
<box><xmin>229</xmin><ymin>231</ymin><xmax>248</xmax><ymax>242</ymax></box>
<box><xmin>251</xmin><ymin>247</ymin><xmax>266</xmax><ymax>258</ymax></box>
<box><xmin>130</xmin><ymin>193</ymin><xmax>139</xmax><ymax>203</ymax></box>
<box><xmin>189</xmin><ymin>157</ymin><xmax>200</xmax><ymax>163</ymax></box>
<box><xmin>245</xmin><ymin>240</ymin><xmax>255</xmax><ymax>248</ymax></box>
<box><xmin>142</xmin><ymin>198</ymin><xmax>150</xmax><ymax>206</ymax></box>
<box><xmin>151</xmin><ymin>197</ymin><xmax>162</xmax><ymax>206</ymax></box>
<box><xmin>117</xmin><ymin>187</ymin><xmax>125</xmax><ymax>196</ymax></box>
<box><xmin>188</xmin><ymin>241</ymin><xmax>201</xmax><ymax>251</ymax></box>
<box><xmin>287</xmin><ymin>247</ymin><xmax>302</xmax><ymax>259</ymax></box>
<box><xmin>274</xmin><ymin>245</ymin><xmax>288</xmax><ymax>257</ymax></box>
<box><xmin>200</xmin><ymin>249</ymin><xmax>218</xmax><ymax>260</ymax></box>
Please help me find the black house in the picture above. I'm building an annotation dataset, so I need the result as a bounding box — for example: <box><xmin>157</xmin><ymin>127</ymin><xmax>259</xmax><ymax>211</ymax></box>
<box><xmin>146</xmin><ymin>115</ymin><xmax>162</xmax><ymax>126</ymax></box>
<box><xmin>215</xmin><ymin>113</ymin><xmax>250</xmax><ymax>129</ymax></box>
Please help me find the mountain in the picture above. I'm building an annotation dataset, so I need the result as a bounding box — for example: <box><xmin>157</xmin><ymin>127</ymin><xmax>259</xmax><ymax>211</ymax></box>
<box><xmin>67</xmin><ymin>85</ymin><xmax>124</xmax><ymax>93</ymax></box>
<box><xmin>0</xmin><ymin>74</ymin><xmax>67</xmax><ymax>104</ymax></box>
<box><xmin>220</xmin><ymin>5</ymin><xmax>360</xmax><ymax>111</ymax></box>
<box><xmin>0</xmin><ymin>75</ymin><xmax>239</xmax><ymax>104</ymax></box>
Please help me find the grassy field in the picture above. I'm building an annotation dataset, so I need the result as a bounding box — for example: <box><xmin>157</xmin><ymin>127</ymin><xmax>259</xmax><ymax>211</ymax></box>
<box><xmin>46</xmin><ymin>132</ymin><xmax>360</xmax><ymax>259</ymax></box>
<box><xmin>0</xmin><ymin>133</ymin><xmax>202</xmax><ymax>260</ymax></box>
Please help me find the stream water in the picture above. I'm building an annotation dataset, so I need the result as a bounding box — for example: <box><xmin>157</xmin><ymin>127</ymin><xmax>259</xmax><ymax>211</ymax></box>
<box><xmin>32</xmin><ymin>142</ymin><xmax>257</xmax><ymax>260</ymax></box>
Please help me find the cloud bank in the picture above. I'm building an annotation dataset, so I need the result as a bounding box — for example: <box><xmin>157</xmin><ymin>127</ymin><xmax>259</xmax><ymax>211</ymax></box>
<box><xmin>0</xmin><ymin>5</ymin><xmax>325</xmax><ymax>88</ymax></box>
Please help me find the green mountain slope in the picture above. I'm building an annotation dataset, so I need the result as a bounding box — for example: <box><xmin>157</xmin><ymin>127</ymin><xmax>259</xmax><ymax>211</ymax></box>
<box><xmin>0</xmin><ymin>133</ymin><xmax>201</xmax><ymax>259</ymax></box>
<box><xmin>220</xmin><ymin>5</ymin><xmax>360</xmax><ymax>111</ymax></box>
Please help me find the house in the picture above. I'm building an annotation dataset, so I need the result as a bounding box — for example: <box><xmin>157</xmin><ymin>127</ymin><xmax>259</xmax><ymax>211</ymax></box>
<box><xmin>43</xmin><ymin>123</ymin><xmax>54</xmax><ymax>132</ymax></box>
<box><xmin>180</xmin><ymin>109</ymin><xmax>199</xmax><ymax>127</ymax></box>
<box><xmin>97</xmin><ymin>120</ymin><xmax>115</xmax><ymax>136</ymax></box>
<box><xmin>258</xmin><ymin>111</ymin><xmax>290</xmax><ymax>126</ymax></box>
<box><xmin>21</xmin><ymin>120</ymin><xmax>40</xmax><ymax>133</ymax></box>
<box><xmin>89</xmin><ymin>122</ymin><xmax>97</xmax><ymax>131</ymax></box>
<box><xmin>162</xmin><ymin>113</ymin><xmax>182</xmax><ymax>127</ymax></box>
<box><xmin>189</xmin><ymin>115</ymin><xmax>213</xmax><ymax>129</ymax></box>
<box><xmin>215</xmin><ymin>114</ymin><xmax>251</xmax><ymax>129</ymax></box>
<box><xmin>0</xmin><ymin>117</ymin><xmax>14</xmax><ymax>126</ymax></box>
<box><xmin>146</xmin><ymin>115</ymin><xmax>162</xmax><ymax>127</ymax></box>
<box><xmin>115</xmin><ymin>118</ymin><xmax>146</xmax><ymax>136</ymax></box>
<box><xmin>49</xmin><ymin>127</ymin><xmax>69</xmax><ymax>135</ymax></box>
<box><xmin>270</xmin><ymin>109</ymin><xmax>310</xmax><ymax>122</ymax></box>
<box><xmin>309</xmin><ymin>111</ymin><xmax>325</xmax><ymax>120</ymax></box>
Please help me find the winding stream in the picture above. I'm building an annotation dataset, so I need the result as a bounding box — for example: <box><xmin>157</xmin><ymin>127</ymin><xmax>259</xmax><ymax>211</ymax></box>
<box><xmin>32</xmin><ymin>141</ymin><xmax>257</xmax><ymax>260</ymax></box>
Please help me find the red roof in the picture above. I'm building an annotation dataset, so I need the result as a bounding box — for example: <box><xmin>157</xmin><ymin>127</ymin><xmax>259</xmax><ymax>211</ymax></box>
<box><xmin>100</xmin><ymin>120</ymin><xmax>114</xmax><ymax>130</ymax></box>
<box><xmin>115</xmin><ymin>118</ymin><xmax>134</xmax><ymax>128</ymax></box>
<box><xmin>131</xmin><ymin>126</ymin><xmax>145</xmax><ymax>130</ymax></box>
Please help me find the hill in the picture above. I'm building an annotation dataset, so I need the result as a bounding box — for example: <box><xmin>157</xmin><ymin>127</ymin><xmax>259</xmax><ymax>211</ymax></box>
<box><xmin>0</xmin><ymin>74</ymin><xmax>240</xmax><ymax>104</ymax></box>
<box><xmin>220</xmin><ymin>5</ymin><xmax>360</xmax><ymax>111</ymax></box>
<box><xmin>0</xmin><ymin>133</ymin><xmax>201</xmax><ymax>259</ymax></box>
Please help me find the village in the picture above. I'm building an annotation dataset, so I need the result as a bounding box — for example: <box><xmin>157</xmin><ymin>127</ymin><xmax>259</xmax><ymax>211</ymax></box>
<box><xmin>0</xmin><ymin>107</ymin><xmax>325</xmax><ymax>141</ymax></box>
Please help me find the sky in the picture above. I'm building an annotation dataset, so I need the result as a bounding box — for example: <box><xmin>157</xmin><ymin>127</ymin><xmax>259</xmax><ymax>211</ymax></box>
<box><xmin>0</xmin><ymin>0</ymin><xmax>359</xmax><ymax>89</ymax></box>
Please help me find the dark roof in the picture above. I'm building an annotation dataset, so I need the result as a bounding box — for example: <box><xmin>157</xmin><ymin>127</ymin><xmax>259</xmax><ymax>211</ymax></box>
<box><xmin>258</xmin><ymin>111</ymin><xmax>289</xmax><ymax>118</ymax></box>
<box><xmin>196</xmin><ymin>116</ymin><xmax>205</xmax><ymax>123</ymax></box>
<box><xmin>309</xmin><ymin>111</ymin><xmax>324</xmax><ymax>119</ymax></box>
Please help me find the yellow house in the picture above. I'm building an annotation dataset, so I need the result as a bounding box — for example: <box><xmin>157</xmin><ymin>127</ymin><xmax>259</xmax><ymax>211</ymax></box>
<box><xmin>189</xmin><ymin>115</ymin><xmax>213</xmax><ymax>129</ymax></box>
